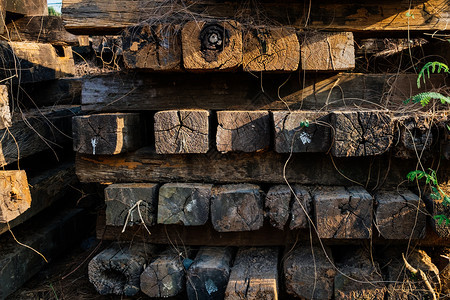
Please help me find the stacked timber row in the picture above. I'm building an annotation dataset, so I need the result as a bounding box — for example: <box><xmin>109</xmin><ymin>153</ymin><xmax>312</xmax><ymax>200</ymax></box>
<box><xmin>0</xmin><ymin>1</ymin><xmax>93</xmax><ymax>299</ymax></box>
<box><xmin>63</xmin><ymin>0</ymin><xmax>450</xmax><ymax>298</ymax></box>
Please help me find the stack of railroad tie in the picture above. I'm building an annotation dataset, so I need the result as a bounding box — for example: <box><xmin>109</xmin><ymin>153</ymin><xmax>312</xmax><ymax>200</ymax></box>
<box><xmin>65</xmin><ymin>0</ymin><xmax>450</xmax><ymax>298</ymax></box>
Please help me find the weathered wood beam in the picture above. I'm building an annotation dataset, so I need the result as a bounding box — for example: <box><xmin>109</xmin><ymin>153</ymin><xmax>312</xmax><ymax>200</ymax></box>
<box><xmin>104</xmin><ymin>183</ymin><xmax>158</xmax><ymax>226</ymax></box>
<box><xmin>62</xmin><ymin>0</ymin><xmax>450</xmax><ymax>34</ymax></box>
<box><xmin>0</xmin><ymin>106</ymin><xmax>79</xmax><ymax>167</ymax></box>
<box><xmin>300</xmin><ymin>32</ymin><xmax>355</xmax><ymax>71</ymax></box>
<box><xmin>122</xmin><ymin>23</ymin><xmax>182</xmax><ymax>71</ymax></box>
<box><xmin>313</xmin><ymin>186</ymin><xmax>373</xmax><ymax>239</ymax></box>
<box><xmin>95</xmin><ymin>213</ymin><xmax>450</xmax><ymax>246</ymax></box>
<box><xmin>140</xmin><ymin>248</ymin><xmax>193</xmax><ymax>298</ymax></box>
<box><xmin>0</xmin><ymin>162</ymin><xmax>77</xmax><ymax>235</ymax></box>
<box><xmin>16</xmin><ymin>78</ymin><xmax>82</xmax><ymax>108</ymax></box>
<box><xmin>331</xmin><ymin>110</ymin><xmax>394</xmax><ymax>157</ymax></box>
<box><xmin>211</xmin><ymin>184</ymin><xmax>264</xmax><ymax>232</ymax></box>
<box><xmin>3</xmin><ymin>16</ymin><xmax>79</xmax><ymax>46</ymax></box>
<box><xmin>6</xmin><ymin>0</ymin><xmax>47</xmax><ymax>16</ymax></box>
<box><xmin>182</xmin><ymin>20</ymin><xmax>242</xmax><ymax>71</ymax></box>
<box><xmin>334</xmin><ymin>248</ymin><xmax>386</xmax><ymax>299</ymax></box>
<box><xmin>158</xmin><ymin>183</ymin><xmax>213</xmax><ymax>226</ymax></box>
<box><xmin>273</xmin><ymin>111</ymin><xmax>330</xmax><ymax>153</ymax></box>
<box><xmin>154</xmin><ymin>110</ymin><xmax>210</xmax><ymax>154</ymax></box>
<box><xmin>243</xmin><ymin>26</ymin><xmax>299</xmax><ymax>72</ymax></box>
<box><xmin>225</xmin><ymin>247</ymin><xmax>279</xmax><ymax>299</ymax></box>
<box><xmin>0</xmin><ymin>170</ymin><xmax>31</xmax><ymax>223</ymax></box>
<box><xmin>186</xmin><ymin>247</ymin><xmax>233</xmax><ymax>300</ymax></box>
<box><xmin>79</xmin><ymin>72</ymin><xmax>447</xmax><ymax>112</ymax></box>
<box><xmin>0</xmin><ymin>85</ymin><xmax>11</xmax><ymax>130</ymax></box>
<box><xmin>216</xmin><ymin>111</ymin><xmax>270</xmax><ymax>153</ymax></box>
<box><xmin>265</xmin><ymin>185</ymin><xmax>291</xmax><ymax>230</ymax></box>
<box><xmin>88</xmin><ymin>242</ymin><xmax>156</xmax><ymax>296</ymax></box>
<box><xmin>76</xmin><ymin>148</ymin><xmax>447</xmax><ymax>188</ymax></box>
<box><xmin>0</xmin><ymin>208</ymin><xmax>91</xmax><ymax>299</ymax></box>
<box><xmin>72</xmin><ymin>113</ymin><xmax>142</xmax><ymax>155</ymax></box>
<box><xmin>375</xmin><ymin>189</ymin><xmax>427</xmax><ymax>239</ymax></box>
<box><xmin>284</xmin><ymin>245</ymin><xmax>335</xmax><ymax>300</ymax></box>
<box><xmin>0</xmin><ymin>41</ymin><xmax>75</xmax><ymax>83</ymax></box>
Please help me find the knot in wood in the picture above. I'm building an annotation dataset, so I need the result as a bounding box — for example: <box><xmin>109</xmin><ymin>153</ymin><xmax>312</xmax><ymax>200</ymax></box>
<box><xmin>200</xmin><ymin>24</ymin><xmax>229</xmax><ymax>52</ymax></box>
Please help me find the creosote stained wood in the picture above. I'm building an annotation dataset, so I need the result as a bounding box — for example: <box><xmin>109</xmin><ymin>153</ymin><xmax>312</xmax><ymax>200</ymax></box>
<box><xmin>140</xmin><ymin>248</ymin><xmax>192</xmax><ymax>298</ymax></box>
<box><xmin>0</xmin><ymin>170</ymin><xmax>31</xmax><ymax>223</ymax></box>
<box><xmin>158</xmin><ymin>183</ymin><xmax>212</xmax><ymax>226</ymax></box>
<box><xmin>182</xmin><ymin>20</ymin><xmax>242</xmax><ymax>71</ymax></box>
<box><xmin>300</xmin><ymin>32</ymin><xmax>354</xmax><ymax>71</ymax></box>
<box><xmin>5</xmin><ymin>0</ymin><xmax>47</xmax><ymax>16</ymax></box>
<box><xmin>334</xmin><ymin>248</ymin><xmax>385</xmax><ymax>299</ymax></box>
<box><xmin>62</xmin><ymin>0</ymin><xmax>450</xmax><ymax>34</ymax></box>
<box><xmin>225</xmin><ymin>247</ymin><xmax>279</xmax><ymax>299</ymax></box>
<box><xmin>73</xmin><ymin>113</ymin><xmax>142</xmax><ymax>155</ymax></box>
<box><xmin>331</xmin><ymin>110</ymin><xmax>394</xmax><ymax>157</ymax></box>
<box><xmin>0</xmin><ymin>41</ymin><xmax>74</xmax><ymax>83</ymax></box>
<box><xmin>76</xmin><ymin>148</ymin><xmax>448</xmax><ymax>189</ymax></box>
<box><xmin>243</xmin><ymin>26</ymin><xmax>299</xmax><ymax>72</ymax></box>
<box><xmin>265</xmin><ymin>185</ymin><xmax>291</xmax><ymax>230</ymax></box>
<box><xmin>187</xmin><ymin>247</ymin><xmax>233</xmax><ymax>300</ymax></box>
<box><xmin>17</xmin><ymin>78</ymin><xmax>82</xmax><ymax>107</ymax></box>
<box><xmin>5</xmin><ymin>16</ymin><xmax>79</xmax><ymax>45</ymax></box>
<box><xmin>80</xmin><ymin>72</ymin><xmax>448</xmax><ymax>112</ymax></box>
<box><xmin>0</xmin><ymin>163</ymin><xmax>77</xmax><ymax>235</ymax></box>
<box><xmin>211</xmin><ymin>184</ymin><xmax>264</xmax><ymax>232</ymax></box>
<box><xmin>395</xmin><ymin>114</ymin><xmax>435</xmax><ymax>158</ymax></box>
<box><xmin>273</xmin><ymin>111</ymin><xmax>330</xmax><ymax>153</ymax></box>
<box><xmin>313</xmin><ymin>186</ymin><xmax>373</xmax><ymax>239</ymax></box>
<box><xmin>88</xmin><ymin>242</ymin><xmax>155</xmax><ymax>296</ymax></box>
<box><xmin>122</xmin><ymin>23</ymin><xmax>181</xmax><ymax>70</ymax></box>
<box><xmin>96</xmin><ymin>213</ymin><xmax>450</xmax><ymax>247</ymax></box>
<box><xmin>1</xmin><ymin>106</ymin><xmax>79</xmax><ymax>167</ymax></box>
<box><xmin>375</xmin><ymin>190</ymin><xmax>427</xmax><ymax>239</ymax></box>
<box><xmin>104</xmin><ymin>183</ymin><xmax>158</xmax><ymax>226</ymax></box>
<box><xmin>216</xmin><ymin>111</ymin><xmax>270</xmax><ymax>153</ymax></box>
<box><xmin>290</xmin><ymin>185</ymin><xmax>312</xmax><ymax>230</ymax></box>
<box><xmin>155</xmin><ymin>110</ymin><xmax>209</xmax><ymax>154</ymax></box>
<box><xmin>0</xmin><ymin>85</ymin><xmax>11</xmax><ymax>130</ymax></box>
<box><xmin>284</xmin><ymin>245</ymin><xmax>335</xmax><ymax>300</ymax></box>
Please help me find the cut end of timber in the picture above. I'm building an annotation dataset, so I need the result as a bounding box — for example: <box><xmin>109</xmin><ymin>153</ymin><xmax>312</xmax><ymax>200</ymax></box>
<box><xmin>243</xmin><ymin>26</ymin><xmax>299</xmax><ymax>72</ymax></box>
<box><xmin>182</xmin><ymin>20</ymin><xmax>243</xmax><ymax>71</ymax></box>
<box><xmin>0</xmin><ymin>170</ymin><xmax>32</xmax><ymax>223</ymax></box>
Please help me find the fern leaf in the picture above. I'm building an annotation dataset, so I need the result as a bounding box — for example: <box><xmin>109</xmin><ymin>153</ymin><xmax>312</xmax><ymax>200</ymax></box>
<box><xmin>417</xmin><ymin>62</ymin><xmax>450</xmax><ymax>88</ymax></box>
<box><xmin>405</xmin><ymin>92</ymin><xmax>450</xmax><ymax>107</ymax></box>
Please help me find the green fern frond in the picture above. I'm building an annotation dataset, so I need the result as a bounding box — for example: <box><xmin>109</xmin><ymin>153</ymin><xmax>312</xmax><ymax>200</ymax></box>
<box><xmin>434</xmin><ymin>214</ymin><xmax>450</xmax><ymax>226</ymax></box>
<box><xmin>404</xmin><ymin>92</ymin><xmax>450</xmax><ymax>107</ymax></box>
<box><xmin>417</xmin><ymin>61</ymin><xmax>450</xmax><ymax>88</ymax></box>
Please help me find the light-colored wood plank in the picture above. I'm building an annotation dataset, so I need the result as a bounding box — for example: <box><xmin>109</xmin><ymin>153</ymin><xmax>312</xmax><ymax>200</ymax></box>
<box><xmin>243</xmin><ymin>26</ymin><xmax>299</xmax><ymax>72</ymax></box>
<box><xmin>0</xmin><ymin>85</ymin><xmax>11</xmax><ymax>130</ymax></box>
<box><xmin>0</xmin><ymin>41</ymin><xmax>74</xmax><ymax>83</ymax></box>
<box><xmin>0</xmin><ymin>170</ymin><xmax>31</xmax><ymax>223</ymax></box>
<box><xmin>300</xmin><ymin>32</ymin><xmax>354</xmax><ymax>71</ymax></box>
<box><xmin>182</xmin><ymin>20</ymin><xmax>242</xmax><ymax>71</ymax></box>
<box><xmin>0</xmin><ymin>163</ymin><xmax>77</xmax><ymax>235</ymax></box>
